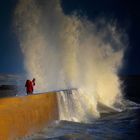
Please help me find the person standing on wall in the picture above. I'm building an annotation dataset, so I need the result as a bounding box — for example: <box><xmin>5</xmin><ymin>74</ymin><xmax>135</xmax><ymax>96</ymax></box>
<box><xmin>25</xmin><ymin>78</ymin><xmax>36</xmax><ymax>95</ymax></box>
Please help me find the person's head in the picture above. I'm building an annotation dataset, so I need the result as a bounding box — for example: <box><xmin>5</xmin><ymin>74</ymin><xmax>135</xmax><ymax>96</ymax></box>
<box><xmin>32</xmin><ymin>78</ymin><xmax>35</xmax><ymax>82</ymax></box>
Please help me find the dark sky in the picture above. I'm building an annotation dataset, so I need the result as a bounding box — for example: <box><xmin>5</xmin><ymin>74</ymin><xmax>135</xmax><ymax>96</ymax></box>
<box><xmin>0</xmin><ymin>0</ymin><xmax>24</xmax><ymax>74</ymax></box>
<box><xmin>0</xmin><ymin>0</ymin><xmax>140</xmax><ymax>75</ymax></box>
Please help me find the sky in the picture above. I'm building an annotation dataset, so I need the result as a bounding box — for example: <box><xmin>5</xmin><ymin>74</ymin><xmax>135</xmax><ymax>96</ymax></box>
<box><xmin>0</xmin><ymin>0</ymin><xmax>140</xmax><ymax>75</ymax></box>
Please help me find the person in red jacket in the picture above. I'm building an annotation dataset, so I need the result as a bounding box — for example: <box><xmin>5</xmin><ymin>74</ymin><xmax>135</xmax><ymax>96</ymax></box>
<box><xmin>25</xmin><ymin>78</ymin><xmax>35</xmax><ymax>95</ymax></box>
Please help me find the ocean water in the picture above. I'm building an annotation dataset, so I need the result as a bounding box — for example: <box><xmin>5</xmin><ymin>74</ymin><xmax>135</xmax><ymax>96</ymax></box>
<box><xmin>24</xmin><ymin>108</ymin><xmax>140</xmax><ymax>140</ymax></box>
<box><xmin>0</xmin><ymin>74</ymin><xmax>140</xmax><ymax>140</ymax></box>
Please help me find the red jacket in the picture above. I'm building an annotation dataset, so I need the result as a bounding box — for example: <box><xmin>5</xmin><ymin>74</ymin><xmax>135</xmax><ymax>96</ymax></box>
<box><xmin>25</xmin><ymin>80</ymin><xmax>33</xmax><ymax>93</ymax></box>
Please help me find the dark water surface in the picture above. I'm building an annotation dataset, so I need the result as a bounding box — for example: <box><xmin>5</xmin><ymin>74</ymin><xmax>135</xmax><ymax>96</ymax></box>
<box><xmin>28</xmin><ymin>107</ymin><xmax>140</xmax><ymax>140</ymax></box>
<box><xmin>0</xmin><ymin>74</ymin><xmax>26</xmax><ymax>97</ymax></box>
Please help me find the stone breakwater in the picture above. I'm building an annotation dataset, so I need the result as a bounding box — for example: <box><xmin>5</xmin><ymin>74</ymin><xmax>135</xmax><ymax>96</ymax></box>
<box><xmin>0</xmin><ymin>92</ymin><xmax>59</xmax><ymax>140</ymax></box>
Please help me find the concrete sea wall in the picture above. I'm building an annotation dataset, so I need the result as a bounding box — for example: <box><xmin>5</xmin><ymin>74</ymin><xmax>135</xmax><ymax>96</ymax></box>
<box><xmin>0</xmin><ymin>92</ymin><xmax>59</xmax><ymax>140</ymax></box>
